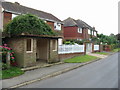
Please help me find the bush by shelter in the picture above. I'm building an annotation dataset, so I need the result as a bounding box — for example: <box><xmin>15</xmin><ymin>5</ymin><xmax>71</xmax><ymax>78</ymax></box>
<box><xmin>5</xmin><ymin>14</ymin><xmax>57</xmax><ymax>36</ymax></box>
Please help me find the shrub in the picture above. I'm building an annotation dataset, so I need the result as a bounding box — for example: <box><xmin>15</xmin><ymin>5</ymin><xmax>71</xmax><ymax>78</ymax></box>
<box><xmin>63</xmin><ymin>39</ymin><xmax>84</xmax><ymax>45</ymax></box>
<box><xmin>4</xmin><ymin>14</ymin><xmax>57</xmax><ymax>36</ymax></box>
<box><xmin>0</xmin><ymin>44</ymin><xmax>17</xmax><ymax>66</ymax></box>
<box><xmin>2</xmin><ymin>63</ymin><xmax>7</xmax><ymax>70</ymax></box>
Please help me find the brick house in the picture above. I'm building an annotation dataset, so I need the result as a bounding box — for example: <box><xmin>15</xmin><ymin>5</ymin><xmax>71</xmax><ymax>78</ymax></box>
<box><xmin>0</xmin><ymin>1</ymin><xmax>63</xmax><ymax>67</ymax></box>
<box><xmin>63</xmin><ymin>17</ymin><xmax>98</xmax><ymax>41</ymax></box>
<box><xmin>63</xmin><ymin>17</ymin><xmax>98</xmax><ymax>53</ymax></box>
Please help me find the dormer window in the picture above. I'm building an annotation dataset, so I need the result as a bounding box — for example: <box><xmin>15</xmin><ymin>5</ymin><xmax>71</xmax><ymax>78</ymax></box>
<box><xmin>54</xmin><ymin>22</ymin><xmax>61</xmax><ymax>30</ymax></box>
<box><xmin>78</xmin><ymin>28</ymin><xmax>82</xmax><ymax>33</ymax></box>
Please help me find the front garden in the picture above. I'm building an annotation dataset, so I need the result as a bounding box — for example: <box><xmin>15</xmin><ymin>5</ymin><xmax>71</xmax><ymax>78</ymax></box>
<box><xmin>64</xmin><ymin>55</ymin><xmax>98</xmax><ymax>63</ymax></box>
<box><xmin>0</xmin><ymin>44</ymin><xmax>24</xmax><ymax>79</ymax></box>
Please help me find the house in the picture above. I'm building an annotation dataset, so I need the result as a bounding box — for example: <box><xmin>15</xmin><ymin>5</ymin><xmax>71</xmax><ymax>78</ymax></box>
<box><xmin>0</xmin><ymin>1</ymin><xmax>63</xmax><ymax>67</ymax></box>
<box><xmin>63</xmin><ymin>17</ymin><xmax>97</xmax><ymax>41</ymax></box>
<box><xmin>63</xmin><ymin>17</ymin><xmax>98</xmax><ymax>53</ymax></box>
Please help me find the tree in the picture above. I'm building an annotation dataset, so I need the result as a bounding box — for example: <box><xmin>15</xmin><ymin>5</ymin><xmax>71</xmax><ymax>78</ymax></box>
<box><xmin>5</xmin><ymin>14</ymin><xmax>57</xmax><ymax>36</ymax></box>
<box><xmin>98</xmin><ymin>33</ymin><xmax>118</xmax><ymax>45</ymax></box>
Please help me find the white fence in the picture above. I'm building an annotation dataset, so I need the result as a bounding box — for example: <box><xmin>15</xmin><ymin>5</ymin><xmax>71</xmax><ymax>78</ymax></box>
<box><xmin>58</xmin><ymin>45</ymin><xmax>84</xmax><ymax>54</ymax></box>
<box><xmin>94</xmin><ymin>45</ymin><xmax>99</xmax><ymax>51</ymax></box>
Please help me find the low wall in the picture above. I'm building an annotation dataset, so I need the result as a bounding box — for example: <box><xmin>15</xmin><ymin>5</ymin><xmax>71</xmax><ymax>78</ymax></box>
<box><xmin>59</xmin><ymin>52</ymin><xmax>85</xmax><ymax>61</ymax></box>
<box><xmin>93</xmin><ymin>50</ymin><xmax>100</xmax><ymax>52</ymax></box>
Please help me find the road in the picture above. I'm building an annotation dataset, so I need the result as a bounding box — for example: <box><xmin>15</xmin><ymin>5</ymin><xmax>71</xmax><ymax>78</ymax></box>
<box><xmin>21</xmin><ymin>52</ymin><xmax>119</xmax><ymax>88</ymax></box>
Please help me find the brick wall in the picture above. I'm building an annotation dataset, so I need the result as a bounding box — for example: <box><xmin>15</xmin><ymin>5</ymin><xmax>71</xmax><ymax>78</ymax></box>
<box><xmin>47</xmin><ymin>21</ymin><xmax>54</xmax><ymax>30</ymax></box>
<box><xmin>64</xmin><ymin>26</ymin><xmax>84</xmax><ymax>40</ymax></box>
<box><xmin>3</xmin><ymin>12</ymin><xmax>12</xmax><ymax>25</ymax></box>
<box><xmin>59</xmin><ymin>52</ymin><xmax>85</xmax><ymax>61</ymax></box>
<box><xmin>63</xmin><ymin>26</ymin><xmax>92</xmax><ymax>40</ymax></box>
<box><xmin>83</xmin><ymin>28</ymin><xmax>91</xmax><ymax>39</ymax></box>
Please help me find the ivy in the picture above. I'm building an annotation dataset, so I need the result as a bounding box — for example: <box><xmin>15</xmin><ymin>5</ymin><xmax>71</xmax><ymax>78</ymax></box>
<box><xmin>4</xmin><ymin>14</ymin><xmax>57</xmax><ymax>36</ymax></box>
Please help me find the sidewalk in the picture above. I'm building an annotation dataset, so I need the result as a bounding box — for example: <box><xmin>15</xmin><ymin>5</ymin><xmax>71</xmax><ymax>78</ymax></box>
<box><xmin>2</xmin><ymin>52</ymin><xmax>112</xmax><ymax>89</ymax></box>
<box><xmin>2</xmin><ymin>63</ymin><xmax>82</xmax><ymax>88</ymax></box>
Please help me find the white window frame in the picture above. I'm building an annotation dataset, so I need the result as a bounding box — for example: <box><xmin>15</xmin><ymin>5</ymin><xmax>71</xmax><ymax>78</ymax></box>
<box><xmin>88</xmin><ymin>29</ymin><xmax>91</xmax><ymax>34</ymax></box>
<box><xmin>26</xmin><ymin>39</ymin><xmax>33</xmax><ymax>53</ymax></box>
<box><xmin>12</xmin><ymin>14</ymin><xmax>18</xmax><ymax>19</ymax></box>
<box><xmin>54</xmin><ymin>22</ymin><xmax>61</xmax><ymax>30</ymax></box>
<box><xmin>78</xmin><ymin>28</ymin><xmax>82</xmax><ymax>33</ymax></box>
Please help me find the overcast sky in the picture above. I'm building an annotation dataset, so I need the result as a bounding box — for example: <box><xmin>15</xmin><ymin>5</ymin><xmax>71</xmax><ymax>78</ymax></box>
<box><xmin>5</xmin><ymin>0</ymin><xmax>119</xmax><ymax>35</ymax></box>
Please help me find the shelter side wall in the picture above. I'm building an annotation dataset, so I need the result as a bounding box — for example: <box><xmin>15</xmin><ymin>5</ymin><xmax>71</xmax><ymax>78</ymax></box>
<box><xmin>24</xmin><ymin>38</ymin><xmax>36</xmax><ymax>67</ymax></box>
<box><xmin>4</xmin><ymin>38</ymin><xmax>25</xmax><ymax>67</ymax></box>
<box><xmin>49</xmin><ymin>39</ymin><xmax>59</xmax><ymax>63</ymax></box>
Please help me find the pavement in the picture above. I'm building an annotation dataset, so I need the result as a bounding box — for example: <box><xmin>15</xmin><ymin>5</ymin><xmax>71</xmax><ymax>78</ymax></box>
<box><xmin>2</xmin><ymin>52</ymin><xmax>114</xmax><ymax>89</ymax></box>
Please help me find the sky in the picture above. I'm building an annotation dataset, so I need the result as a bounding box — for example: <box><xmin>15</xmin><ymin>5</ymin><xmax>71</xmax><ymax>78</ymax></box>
<box><xmin>4</xmin><ymin>0</ymin><xmax>119</xmax><ymax>35</ymax></box>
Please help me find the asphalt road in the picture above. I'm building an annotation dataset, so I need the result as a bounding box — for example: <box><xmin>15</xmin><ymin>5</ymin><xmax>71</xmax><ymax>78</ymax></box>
<box><xmin>21</xmin><ymin>52</ymin><xmax>119</xmax><ymax>88</ymax></box>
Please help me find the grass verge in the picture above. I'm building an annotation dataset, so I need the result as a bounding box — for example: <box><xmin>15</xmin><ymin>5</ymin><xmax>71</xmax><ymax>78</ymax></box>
<box><xmin>64</xmin><ymin>55</ymin><xmax>98</xmax><ymax>63</ymax></box>
<box><xmin>93</xmin><ymin>52</ymin><xmax>109</xmax><ymax>55</ymax></box>
<box><xmin>1</xmin><ymin>67</ymin><xmax>24</xmax><ymax>79</ymax></box>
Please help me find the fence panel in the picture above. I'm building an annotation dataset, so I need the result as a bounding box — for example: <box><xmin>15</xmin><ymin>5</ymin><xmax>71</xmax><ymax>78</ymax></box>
<box><xmin>94</xmin><ymin>45</ymin><xmax>99</xmax><ymax>51</ymax></box>
<box><xmin>58</xmin><ymin>45</ymin><xmax>84</xmax><ymax>54</ymax></box>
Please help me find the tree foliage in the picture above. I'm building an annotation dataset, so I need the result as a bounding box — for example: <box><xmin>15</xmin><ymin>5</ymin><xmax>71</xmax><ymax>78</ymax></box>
<box><xmin>97</xmin><ymin>33</ymin><xmax>118</xmax><ymax>45</ymax></box>
<box><xmin>5</xmin><ymin>14</ymin><xmax>57</xmax><ymax>36</ymax></box>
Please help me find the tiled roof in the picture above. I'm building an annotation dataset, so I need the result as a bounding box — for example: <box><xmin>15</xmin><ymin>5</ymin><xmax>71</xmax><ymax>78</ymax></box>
<box><xmin>63</xmin><ymin>17</ymin><xmax>78</xmax><ymax>26</ymax></box>
<box><xmin>63</xmin><ymin>17</ymin><xmax>96</xmax><ymax>31</ymax></box>
<box><xmin>2</xmin><ymin>1</ymin><xmax>62</xmax><ymax>23</ymax></box>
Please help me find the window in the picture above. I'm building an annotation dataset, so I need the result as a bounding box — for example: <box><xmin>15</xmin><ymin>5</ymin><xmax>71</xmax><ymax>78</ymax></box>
<box><xmin>94</xmin><ymin>32</ymin><xmax>97</xmax><ymax>36</ymax></box>
<box><xmin>88</xmin><ymin>29</ymin><xmax>91</xmax><ymax>34</ymax></box>
<box><xmin>12</xmin><ymin>14</ymin><xmax>18</xmax><ymax>19</ymax></box>
<box><xmin>54</xmin><ymin>22</ymin><xmax>61</xmax><ymax>30</ymax></box>
<box><xmin>26</xmin><ymin>39</ymin><xmax>33</xmax><ymax>53</ymax></box>
<box><xmin>52</xmin><ymin>40</ymin><xmax>57</xmax><ymax>51</ymax></box>
<box><xmin>78</xmin><ymin>28</ymin><xmax>82</xmax><ymax>33</ymax></box>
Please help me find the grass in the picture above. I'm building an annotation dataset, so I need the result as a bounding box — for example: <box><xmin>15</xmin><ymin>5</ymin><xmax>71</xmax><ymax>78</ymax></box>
<box><xmin>64</xmin><ymin>55</ymin><xmax>98</xmax><ymax>63</ymax></box>
<box><xmin>93</xmin><ymin>52</ymin><xmax>109</xmax><ymax>55</ymax></box>
<box><xmin>1</xmin><ymin>67</ymin><xmax>24</xmax><ymax>79</ymax></box>
<box><xmin>112</xmin><ymin>48</ymin><xmax>120</xmax><ymax>52</ymax></box>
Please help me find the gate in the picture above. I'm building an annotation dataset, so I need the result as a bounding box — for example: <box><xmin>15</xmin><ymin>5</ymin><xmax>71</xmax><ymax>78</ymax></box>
<box><xmin>86</xmin><ymin>43</ymin><xmax>92</xmax><ymax>53</ymax></box>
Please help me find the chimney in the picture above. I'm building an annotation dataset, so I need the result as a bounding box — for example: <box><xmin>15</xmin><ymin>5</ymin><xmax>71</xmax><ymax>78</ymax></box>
<box><xmin>15</xmin><ymin>2</ymin><xmax>20</xmax><ymax>5</ymax></box>
<box><xmin>93</xmin><ymin>27</ymin><xmax>95</xmax><ymax>30</ymax></box>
